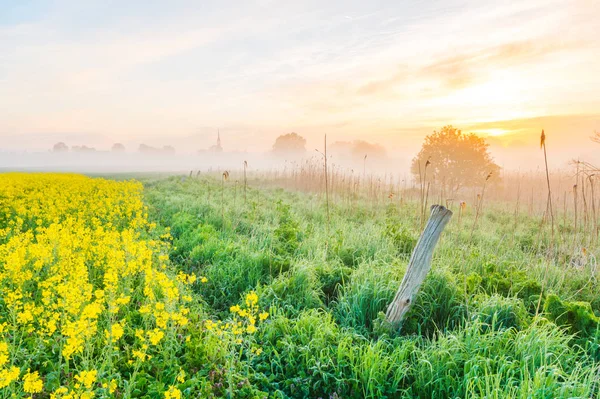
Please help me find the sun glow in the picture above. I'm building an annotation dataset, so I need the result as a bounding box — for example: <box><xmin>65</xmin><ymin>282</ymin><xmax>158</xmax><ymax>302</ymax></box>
<box><xmin>479</xmin><ymin>128</ymin><xmax>509</xmax><ymax>137</ymax></box>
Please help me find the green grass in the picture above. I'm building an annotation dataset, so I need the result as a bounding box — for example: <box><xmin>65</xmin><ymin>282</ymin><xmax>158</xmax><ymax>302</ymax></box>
<box><xmin>141</xmin><ymin>174</ymin><xmax>600</xmax><ymax>398</ymax></box>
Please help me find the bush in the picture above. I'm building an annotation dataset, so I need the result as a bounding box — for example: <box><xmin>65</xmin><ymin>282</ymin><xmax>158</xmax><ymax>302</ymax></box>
<box><xmin>544</xmin><ymin>294</ymin><xmax>600</xmax><ymax>338</ymax></box>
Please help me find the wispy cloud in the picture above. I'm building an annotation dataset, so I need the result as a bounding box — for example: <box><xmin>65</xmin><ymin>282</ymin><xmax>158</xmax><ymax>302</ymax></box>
<box><xmin>0</xmin><ymin>0</ymin><xmax>599</xmax><ymax>162</ymax></box>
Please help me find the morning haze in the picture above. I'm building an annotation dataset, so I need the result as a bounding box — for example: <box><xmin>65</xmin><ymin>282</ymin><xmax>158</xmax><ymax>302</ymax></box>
<box><xmin>2</xmin><ymin>0</ymin><xmax>599</xmax><ymax>173</ymax></box>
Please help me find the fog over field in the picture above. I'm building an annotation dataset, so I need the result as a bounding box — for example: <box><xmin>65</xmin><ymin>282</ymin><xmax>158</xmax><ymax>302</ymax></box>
<box><xmin>2</xmin><ymin>124</ymin><xmax>599</xmax><ymax>174</ymax></box>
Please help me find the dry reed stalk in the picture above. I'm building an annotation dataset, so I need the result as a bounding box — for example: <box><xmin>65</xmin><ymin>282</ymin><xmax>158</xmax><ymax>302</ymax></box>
<box><xmin>589</xmin><ymin>175</ymin><xmax>598</xmax><ymax>242</ymax></box>
<box><xmin>363</xmin><ymin>154</ymin><xmax>367</xmax><ymax>184</ymax></box>
<box><xmin>469</xmin><ymin>172</ymin><xmax>492</xmax><ymax>242</ymax></box>
<box><xmin>418</xmin><ymin>158</ymin><xmax>431</xmax><ymax>230</ymax></box>
<box><xmin>541</xmin><ymin>130</ymin><xmax>555</xmax><ymax>242</ymax></box>
<box><xmin>243</xmin><ymin>160</ymin><xmax>248</xmax><ymax>205</ymax></box>
<box><xmin>514</xmin><ymin>176</ymin><xmax>521</xmax><ymax>230</ymax></box>
<box><xmin>563</xmin><ymin>191</ymin><xmax>567</xmax><ymax>232</ymax></box>
<box><xmin>574</xmin><ymin>184</ymin><xmax>578</xmax><ymax>238</ymax></box>
<box><xmin>424</xmin><ymin>182</ymin><xmax>431</xmax><ymax>223</ymax></box>
<box><xmin>234</xmin><ymin>180</ymin><xmax>238</xmax><ymax>209</ymax></box>
<box><xmin>458</xmin><ymin>201</ymin><xmax>466</xmax><ymax>228</ymax></box>
<box><xmin>582</xmin><ymin>169</ymin><xmax>589</xmax><ymax>231</ymax></box>
<box><xmin>221</xmin><ymin>171</ymin><xmax>229</xmax><ymax>226</ymax></box>
<box><xmin>315</xmin><ymin>135</ymin><xmax>331</xmax><ymax>246</ymax></box>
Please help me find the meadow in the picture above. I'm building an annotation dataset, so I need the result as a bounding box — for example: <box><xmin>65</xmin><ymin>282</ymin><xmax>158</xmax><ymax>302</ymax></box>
<box><xmin>0</xmin><ymin>172</ymin><xmax>599</xmax><ymax>398</ymax></box>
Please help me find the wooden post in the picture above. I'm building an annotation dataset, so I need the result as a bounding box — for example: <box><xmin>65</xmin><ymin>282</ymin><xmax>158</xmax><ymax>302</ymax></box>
<box><xmin>385</xmin><ymin>204</ymin><xmax>453</xmax><ymax>329</ymax></box>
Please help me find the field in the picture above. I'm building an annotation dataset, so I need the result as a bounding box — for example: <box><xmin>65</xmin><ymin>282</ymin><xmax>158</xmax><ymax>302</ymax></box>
<box><xmin>1</xmin><ymin>172</ymin><xmax>599</xmax><ymax>398</ymax></box>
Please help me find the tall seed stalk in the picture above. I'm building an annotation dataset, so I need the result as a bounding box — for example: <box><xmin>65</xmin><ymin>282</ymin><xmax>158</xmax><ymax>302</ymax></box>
<box><xmin>234</xmin><ymin>180</ymin><xmax>238</xmax><ymax>209</ymax></box>
<box><xmin>589</xmin><ymin>175</ymin><xmax>597</xmax><ymax>242</ymax></box>
<box><xmin>574</xmin><ymin>161</ymin><xmax>580</xmax><ymax>237</ymax></box>
<box><xmin>221</xmin><ymin>171</ymin><xmax>229</xmax><ymax>227</ymax></box>
<box><xmin>469</xmin><ymin>172</ymin><xmax>492</xmax><ymax>242</ymax></box>
<box><xmin>315</xmin><ymin>135</ymin><xmax>330</xmax><ymax>246</ymax></box>
<box><xmin>243</xmin><ymin>160</ymin><xmax>248</xmax><ymax>205</ymax></box>
<box><xmin>541</xmin><ymin>130</ymin><xmax>555</xmax><ymax>243</ymax></box>
<box><xmin>418</xmin><ymin>158</ymin><xmax>431</xmax><ymax>229</ymax></box>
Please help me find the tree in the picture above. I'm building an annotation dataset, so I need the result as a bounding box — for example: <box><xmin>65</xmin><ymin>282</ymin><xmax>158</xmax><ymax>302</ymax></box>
<box><xmin>411</xmin><ymin>125</ymin><xmax>500</xmax><ymax>192</ymax></box>
<box><xmin>592</xmin><ymin>131</ymin><xmax>600</xmax><ymax>144</ymax></box>
<box><xmin>138</xmin><ymin>144</ymin><xmax>154</xmax><ymax>153</ymax></box>
<box><xmin>272</xmin><ymin>133</ymin><xmax>306</xmax><ymax>157</ymax></box>
<box><xmin>138</xmin><ymin>144</ymin><xmax>175</xmax><ymax>154</ymax></box>
<box><xmin>162</xmin><ymin>145</ymin><xmax>175</xmax><ymax>154</ymax></box>
<box><xmin>112</xmin><ymin>143</ymin><xmax>126</xmax><ymax>152</ymax></box>
<box><xmin>351</xmin><ymin>140</ymin><xmax>386</xmax><ymax>160</ymax></box>
<box><xmin>330</xmin><ymin>140</ymin><xmax>387</xmax><ymax>161</ymax></box>
<box><xmin>72</xmin><ymin>145</ymin><xmax>96</xmax><ymax>152</ymax></box>
<box><xmin>52</xmin><ymin>142</ymin><xmax>69</xmax><ymax>152</ymax></box>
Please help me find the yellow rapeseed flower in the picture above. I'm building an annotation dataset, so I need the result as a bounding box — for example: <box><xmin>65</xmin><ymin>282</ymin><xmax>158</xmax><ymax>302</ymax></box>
<box><xmin>74</xmin><ymin>370</ymin><xmax>97</xmax><ymax>389</ymax></box>
<box><xmin>23</xmin><ymin>370</ymin><xmax>43</xmax><ymax>394</ymax></box>
<box><xmin>0</xmin><ymin>366</ymin><xmax>20</xmax><ymax>389</ymax></box>
<box><xmin>164</xmin><ymin>386</ymin><xmax>182</xmax><ymax>399</ymax></box>
<box><xmin>147</xmin><ymin>328</ymin><xmax>164</xmax><ymax>345</ymax></box>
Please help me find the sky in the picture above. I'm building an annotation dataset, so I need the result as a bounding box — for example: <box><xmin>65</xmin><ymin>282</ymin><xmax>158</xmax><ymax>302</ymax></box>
<box><xmin>1</xmin><ymin>0</ymin><xmax>599</xmax><ymax>168</ymax></box>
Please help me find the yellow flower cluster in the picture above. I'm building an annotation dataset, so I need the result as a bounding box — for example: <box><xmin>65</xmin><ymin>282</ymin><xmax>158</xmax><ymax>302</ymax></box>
<box><xmin>74</xmin><ymin>370</ymin><xmax>97</xmax><ymax>390</ymax></box>
<box><xmin>164</xmin><ymin>385</ymin><xmax>182</xmax><ymax>399</ymax></box>
<box><xmin>23</xmin><ymin>370</ymin><xmax>43</xmax><ymax>394</ymax></box>
<box><xmin>0</xmin><ymin>173</ymin><xmax>194</xmax><ymax>396</ymax></box>
<box><xmin>204</xmin><ymin>291</ymin><xmax>269</xmax><ymax>341</ymax></box>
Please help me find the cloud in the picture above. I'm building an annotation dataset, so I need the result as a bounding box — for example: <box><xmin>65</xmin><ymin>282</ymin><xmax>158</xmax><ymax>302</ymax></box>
<box><xmin>355</xmin><ymin>37</ymin><xmax>588</xmax><ymax>98</ymax></box>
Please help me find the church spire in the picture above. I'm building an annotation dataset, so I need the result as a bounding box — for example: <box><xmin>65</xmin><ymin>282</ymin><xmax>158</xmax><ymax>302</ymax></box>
<box><xmin>209</xmin><ymin>129</ymin><xmax>223</xmax><ymax>153</ymax></box>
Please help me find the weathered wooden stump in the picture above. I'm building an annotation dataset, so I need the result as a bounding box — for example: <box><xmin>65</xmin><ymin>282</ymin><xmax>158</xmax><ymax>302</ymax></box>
<box><xmin>385</xmin><ymin>205</ymin><xmax>453</xmax><ymax>330</ymax></box>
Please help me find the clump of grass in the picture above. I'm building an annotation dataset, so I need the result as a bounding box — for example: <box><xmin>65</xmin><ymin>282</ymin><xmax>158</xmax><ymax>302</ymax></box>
<box><xmin>258</xmin><ymin>264</ymin><xmax>324</xmax><ymax>317</ymax></box>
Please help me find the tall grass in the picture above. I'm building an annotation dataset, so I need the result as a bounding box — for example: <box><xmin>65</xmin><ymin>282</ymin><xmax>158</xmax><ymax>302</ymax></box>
<box><xmin>139</xmin><ymin>173</ymin><xmax>600</xmax><ymax>398</ymax></box>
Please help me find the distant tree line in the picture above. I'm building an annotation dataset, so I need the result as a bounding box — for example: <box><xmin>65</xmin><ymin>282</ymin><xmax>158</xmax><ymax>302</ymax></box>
<box><xmin>51</xmin><ymin>142</ymin><xmax>177</xmax><ymax>154</ymax></box>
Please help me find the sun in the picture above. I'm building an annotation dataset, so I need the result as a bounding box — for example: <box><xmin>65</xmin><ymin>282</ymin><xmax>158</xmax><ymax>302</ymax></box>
<box><xmin>478</xmin><ymin>128</ymin><xmax>508</xmax><ymax>137</ymax></box>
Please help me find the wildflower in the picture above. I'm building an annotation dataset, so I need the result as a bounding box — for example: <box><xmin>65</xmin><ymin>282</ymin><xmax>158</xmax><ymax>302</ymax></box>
<box><xmin>245</xmin><ymin>291</ymin><xmax>258</xmax><ymax>307</ymax></box>
<box><xmin>0</xmin><ymin>366</ymin><xmax>20</xmax><ymax>389</ymax></box>
<box><xmin>106</xmin><ymin>322</ymin><xmax>124</xmax><ymax>341</ymax></box>
<box><xmin>132</xmin><ymin>350</ymin><xmax>147</xmax><ymax>362</ymax></box>
<box><xmin>176</xmin><ymin>369</ymin><xmax>186</xmax><ymax>383</ymax></box>
<box><xmin>164</xmin><ymin>386</ymin><xmax>182</xmax><ymax>399</ymax></box>
<box><xmin>102</xmin><ymin>379</ymin><xmax>118</xmax><ymax>394</ymax></box>
<box><xmin>23</xmin><ymin>370</ymin><xmax>43</xmax><ymax>394</ymax></box>
<box><xmin>50</xmin><ymin>387</ymin><xmax>69</xmax><ymax>399</ymax></box>
<box><xmin>147</xmin><ymin>328</ymin><xmax>164</xmax><ymax>345</ymax></box>
<box><xmin>259</xmin><ymin>312</ymin><xmax>269</xmax><ymax>321</ymax></box>
<box><xmin>74</xmin><ymin>370</ymin><xmax>97</xmax><ymax>389</ymax></box>
<box><xmin>115</xmin><ymin>296</ymin><xmax>131</xmax><ymax>305</ymax></box>
<box><xmin>0</xmin><ymin>342</ymin><xmax>9</xmax><ymax>366</ymax></box>
<box><xmin>251</xmin><ymin>347</ymin><xmax>263</xmax><ymax>356</ymax></box>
